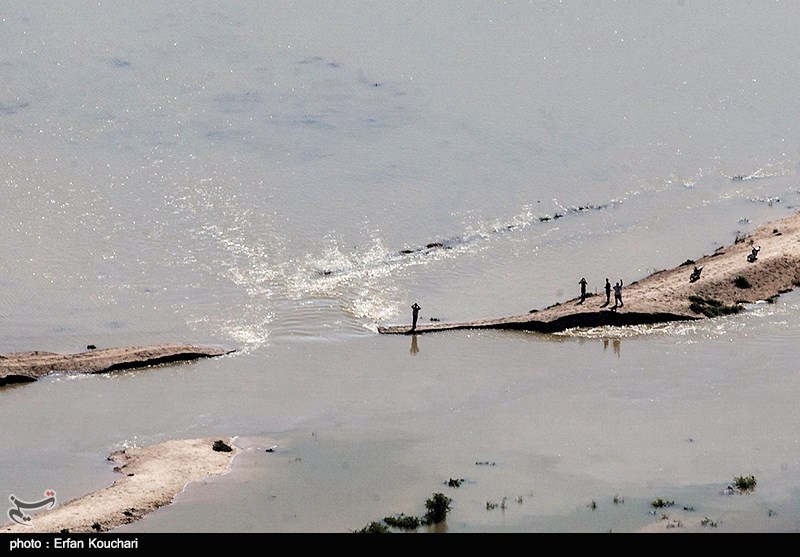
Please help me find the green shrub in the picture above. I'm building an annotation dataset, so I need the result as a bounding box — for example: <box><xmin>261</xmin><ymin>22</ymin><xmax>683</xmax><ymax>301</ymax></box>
<box><xmin>353</xmin><ymin>521</ymin><xmax>391</xmax><ymax>534</ymax></box>
<box><xmin>688</xmin><ymin>296</ymin><xmax>744</xmax><ymax>318</ymax></box>
<box><xmin>733</xmin><ymin>475</ymin><xmax>757</xmax><ymax>492</ymax></box>
<box><xmin>383</xmin><ymin>513</ymin><xmax>421</xmax><ymax>530</ymax></box>
<box><xmin>651</xmin><ymin>498</ymin><xmax>674</xmax><ymax>509</ymax></box>
<box><xmin>423</xmin><ymin>493</ymin><xmax>452</xmax><ymax>525</ymax></box>
<box><xmin>355</xmin><ymin>491</ymin><xmax>454</xmax><ymax>532</ymax></box>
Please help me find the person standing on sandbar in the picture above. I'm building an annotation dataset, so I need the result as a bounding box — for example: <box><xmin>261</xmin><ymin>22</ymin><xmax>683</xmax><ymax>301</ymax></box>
<box><xmin>411</xmin><ymin>302</ymin><xmax>421</xmax><ymax>332</ymax></box>
<box><xmin>578</xmin><ymin>277</ymin><xmax>588</xmax><ymax>304</ymax></box>
<box><xmin>604</xmin><ymin>278</ymin><xmax>612</xmax><ymax>306</ymax></box>
<box><xmin>613</xmin><ymin>280</ymin><xmax>623</xmax><ymax>310</ymax></box>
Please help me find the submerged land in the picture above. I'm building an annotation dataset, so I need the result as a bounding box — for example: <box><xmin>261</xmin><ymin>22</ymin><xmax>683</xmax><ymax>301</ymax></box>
<box><xmin>0</xmin><ymin>343</ymin><xmax>234</xmax><ymax>386</ymax></box>
<box><xmin>379</xmin><ymin>212</ymin><xmax>800</xmax><ymax>334</ymax></box>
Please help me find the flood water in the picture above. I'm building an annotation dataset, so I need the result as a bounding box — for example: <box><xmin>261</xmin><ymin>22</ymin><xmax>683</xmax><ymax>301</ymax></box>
<box><xmin>2</xmin><ymin>1</ymin><xmax>799</xmax><ymax>533</ymax></box>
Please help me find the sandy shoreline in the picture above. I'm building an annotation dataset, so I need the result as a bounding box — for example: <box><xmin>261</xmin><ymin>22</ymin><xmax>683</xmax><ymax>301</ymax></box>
<box><xmin>0</xmin><ymin>438</ymin><xmax>239</xmax><ymax>534</ymax></box>
<box><xmin>0</xmin><ymin>344</ymin><xmax>235</xmax><ymax>386</ymax></box>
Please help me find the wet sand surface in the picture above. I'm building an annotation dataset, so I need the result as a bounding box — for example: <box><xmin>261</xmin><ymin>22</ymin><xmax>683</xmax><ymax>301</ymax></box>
<box><xmin>0</xmin><ymin>438</ymin><xmax>238</xmax><ymax>534</ymax></box>
<box><xmin>0</xmin><ymin>344</ymin><xmax>234</xmax><ymax>385</ymax></box>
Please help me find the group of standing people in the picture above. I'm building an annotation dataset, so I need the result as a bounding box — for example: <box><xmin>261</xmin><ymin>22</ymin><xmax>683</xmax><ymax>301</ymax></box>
<box><xmin>408</xmin><ymin>274</ymin><xmax>625</xmax><ymax>332</ymax></box>
<box><xmin>580</xmin><ymin>277</ymin><xmax>623</xmax><ymax>310</ymax></box>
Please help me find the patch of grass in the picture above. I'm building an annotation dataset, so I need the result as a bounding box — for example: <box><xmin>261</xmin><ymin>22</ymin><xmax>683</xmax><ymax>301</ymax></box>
<box><xmin>651</xmin><ymin>498</ymin><xmax>674</xmax><ymax>509</ymax></box>
<box><xmin>733</xmin><ymin>275</ymin><xmax>752</xmax><ymax>289</ymax></box>
<box><xmin>353</xmin><ymin>521</ymin><xmax>391</xmax><ymax>534</ymax></box>
<box><xmin>485</xmin><ymin>497</ymin><xmax>509</xmax><ymax>510</ymax></box>
<box><xmin>733</xmin><ymin>475</ymin><xmax>757</xmax><ymax>493</ymax></box>
<box><xmin>688</xmin><ymin>296</ymin><xmax>744</xmax><ymax>318</ymax></box>
<box><xmin>700</xmin><ymin>517</ymin><xmax>718</xmax><ymax>528</ymax></box>
<box><xmin>383</xmin><ymin>513</ymin><xmax>421</xmax><ymax>530</ymax></box>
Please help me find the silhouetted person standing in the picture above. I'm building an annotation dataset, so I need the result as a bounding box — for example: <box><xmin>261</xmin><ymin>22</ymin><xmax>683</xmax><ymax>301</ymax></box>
<box><xmin>604</xmin><ymin>278</ymin><xmax>611</xmax><ymax>305</ymax></box>
<box><xmin>613</xmin><ymin>280</ymin><xmax>623</xmax><ymax>310</ymax></box>
<box><xmin>411</xmin><ymin>302</ymin><xmax>421</xmax><ymax>331</ymax></box>
<box><xmin>578</xmin><ymin>277</ymin><xmax>588</xmax><ymax>304</ymax></box>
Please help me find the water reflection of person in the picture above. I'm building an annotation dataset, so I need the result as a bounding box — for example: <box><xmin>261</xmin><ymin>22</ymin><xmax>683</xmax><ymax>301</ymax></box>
<box><xmin>603</xmin><ymin>338</ymin><xmax>621</xmax><ymax>357</ymax></box>
<box><xmin>410</xmin><ymin>334</ymin><xmax>419</xmax><ymax>355</ymax></box>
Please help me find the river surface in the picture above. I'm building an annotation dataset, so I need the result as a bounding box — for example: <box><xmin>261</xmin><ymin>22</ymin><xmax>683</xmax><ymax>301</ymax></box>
<box><xmin>1</xmin><ymin>1</ymin><xmax>799</xmax><ymax>532</ymax></box>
